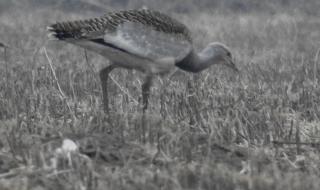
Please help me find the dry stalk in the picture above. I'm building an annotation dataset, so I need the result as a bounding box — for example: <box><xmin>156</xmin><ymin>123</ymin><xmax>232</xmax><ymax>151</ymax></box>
<box><xmin>42</xmin><ymin>47</ymin><xmax>72</xmax><ymax>114</ymax></box>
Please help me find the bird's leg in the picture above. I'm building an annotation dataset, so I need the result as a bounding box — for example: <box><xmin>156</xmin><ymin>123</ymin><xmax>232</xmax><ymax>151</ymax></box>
<box><xmin>141</xmin><ymin>75</ymin><xmax>153</xmax><ymax>113</ymax></box>
<box><xmin>99</xmin><ymin>64</ymin><xmax>117</xmax><ymax>114</ymax></box>
<box><xmin>141</xmin><ymin>75</ymin><xmax>153</xmax><ymax>143</ymax></box>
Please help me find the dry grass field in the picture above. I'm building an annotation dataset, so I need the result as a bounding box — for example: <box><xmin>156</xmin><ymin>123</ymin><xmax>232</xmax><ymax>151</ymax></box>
<box><xmin>0</xmin><ymin>0</ymin><xmax>320</xmax><ymax>189</ymax></box>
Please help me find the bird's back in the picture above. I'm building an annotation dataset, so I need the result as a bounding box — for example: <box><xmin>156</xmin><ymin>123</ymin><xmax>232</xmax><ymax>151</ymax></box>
<box><xmin>48</xmin><ymin>9</ymin><xmax>192</xmax><ymax>43</ymax></box>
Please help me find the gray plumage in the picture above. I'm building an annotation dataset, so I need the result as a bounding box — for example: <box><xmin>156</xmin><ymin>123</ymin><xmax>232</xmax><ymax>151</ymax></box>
<box><xmin>47</xmin><ymin>9</ymin><xmax>238</xmax><ymax>114</ymax></box>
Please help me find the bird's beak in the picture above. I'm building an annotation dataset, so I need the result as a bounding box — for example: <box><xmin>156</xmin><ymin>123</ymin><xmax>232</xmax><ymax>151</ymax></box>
<box><xmin>225</xmin><ymin>57</ymin><xmax>239</xmax><ymax>72</ymax></box>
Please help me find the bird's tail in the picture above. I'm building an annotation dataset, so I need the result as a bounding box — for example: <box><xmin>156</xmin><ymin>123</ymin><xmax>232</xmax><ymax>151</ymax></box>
<box><xmin>47</xmin><ymin>17</ymin><xmax>106</xmax><ymax>41</ymax></box>
<box><xmin>47</xmin><ymin>21</ymin><xmax>83</xmax><ymax>40</ymax></box>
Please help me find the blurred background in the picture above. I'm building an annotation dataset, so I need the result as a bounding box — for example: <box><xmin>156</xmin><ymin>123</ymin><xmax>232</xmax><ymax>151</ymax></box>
<box><xmin>2</xmin><ymin>0</ymin><xmax>320</xmax><ymax>15</ymax></box>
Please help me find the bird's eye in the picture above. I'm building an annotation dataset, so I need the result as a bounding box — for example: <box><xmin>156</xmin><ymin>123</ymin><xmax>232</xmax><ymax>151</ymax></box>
<box><xmin>227</xmin><ymin>52</ymin><xmax>231</xmax><ymax>57</ymax></box>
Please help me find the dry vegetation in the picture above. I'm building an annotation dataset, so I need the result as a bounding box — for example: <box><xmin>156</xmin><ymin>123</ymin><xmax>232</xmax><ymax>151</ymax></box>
<box><xmin>0</xmin><ymin>0</ymin><xmax>320</xmax><ymax>189</ymax></box>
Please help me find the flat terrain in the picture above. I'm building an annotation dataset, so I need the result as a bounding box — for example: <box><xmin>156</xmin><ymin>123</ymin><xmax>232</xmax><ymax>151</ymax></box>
<box><xmin>0</xmin><ymin>1</ymin><xmax>320</xmax><ymax>189</ymax></box>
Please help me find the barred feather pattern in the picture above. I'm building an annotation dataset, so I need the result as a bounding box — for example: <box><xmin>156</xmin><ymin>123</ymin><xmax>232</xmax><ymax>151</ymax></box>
<box><xmin>48</xmin><ymin>9</ymin><xmax>192</xmax><ymax>42</ymax></box>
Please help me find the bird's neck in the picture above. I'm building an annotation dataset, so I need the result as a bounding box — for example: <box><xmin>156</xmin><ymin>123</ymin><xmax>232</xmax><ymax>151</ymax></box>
<box><xmin>175</xmin><ymin>48</ymin><xmax>218</xmax><ymax>73</ymax></box>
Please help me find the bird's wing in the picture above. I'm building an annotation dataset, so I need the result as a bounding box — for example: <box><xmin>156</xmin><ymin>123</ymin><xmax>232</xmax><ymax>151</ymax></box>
<box><xmin>103</xmin><ymin>21</ymin><xmax>192</xmax><ymax>63</ymax></box>
<box><xmin>47</xmin><ymin>9</ymin><xmax>193</xmax><ymax>62</ymax></box>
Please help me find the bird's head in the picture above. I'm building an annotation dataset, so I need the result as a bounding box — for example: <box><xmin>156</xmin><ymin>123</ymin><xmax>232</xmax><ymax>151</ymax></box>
<box><xmin>206</xmin><ymin>42</ymin><xmax>238</xmax><ymax>72</ymax></box>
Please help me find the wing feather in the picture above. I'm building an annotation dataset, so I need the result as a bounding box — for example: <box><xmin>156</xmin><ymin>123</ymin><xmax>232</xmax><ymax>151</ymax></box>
<box><xmin>103</xmin><ymin>22</ymin><xmax>192</xmax><ymax>62</ymax></box>
<box><xmin>47</xmin><ymin>9</ymin><xmax>193</xmax><ymax>62</ymax></box>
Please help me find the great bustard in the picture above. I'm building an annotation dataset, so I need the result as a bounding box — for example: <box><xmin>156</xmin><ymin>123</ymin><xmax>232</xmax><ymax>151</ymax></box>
<box><xmin>47</xmin><ymin>9</ymin><xmax>238</xmax><ymax>113</ymax></box>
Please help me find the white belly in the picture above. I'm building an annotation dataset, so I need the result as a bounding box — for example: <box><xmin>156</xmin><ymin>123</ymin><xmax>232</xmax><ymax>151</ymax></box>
<box><xmin>71</xmin><ymin>40</ymin><xmax>176</xmax><ymax>75</ymax></box>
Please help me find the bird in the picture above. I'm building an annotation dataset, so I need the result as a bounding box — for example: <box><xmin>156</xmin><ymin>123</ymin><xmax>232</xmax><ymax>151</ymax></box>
<box><xmin>47</xmin><ymin>9</ymin><xmax>238</xmax><ymax>114</ymax></box>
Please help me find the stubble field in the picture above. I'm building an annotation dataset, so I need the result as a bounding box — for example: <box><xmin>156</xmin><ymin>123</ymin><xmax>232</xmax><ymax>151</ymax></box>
<box><xmin>0</xmin><ymin>1</ymin><xmax>320</xmax><ymax>189</ymax></box>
